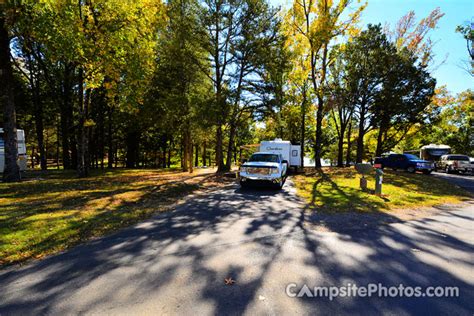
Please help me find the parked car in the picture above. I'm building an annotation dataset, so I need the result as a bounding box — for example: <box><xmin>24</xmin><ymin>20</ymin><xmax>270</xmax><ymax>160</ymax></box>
<box><xmin>374</xmin><ymin>153</ymin><xmax>434</xmax><ymax>174</ymax></box>
<box><xmin>239</xmin><ymin>152</ymin><xmax>288</xmax><ymax>189</ymax></box>
<box><xmin>438</xmin><ymin>154</ymin><xmax>473</xmax><ymax>174</ymax></box>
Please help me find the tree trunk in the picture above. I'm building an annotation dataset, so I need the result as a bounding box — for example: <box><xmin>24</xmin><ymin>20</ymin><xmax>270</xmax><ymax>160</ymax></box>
<box><xmin>312</xmin><ymin>43</ymin><xmax>328</xmax><ymax>169</ymax></box>
<box><xmin>182</xmin><ymin>133</ymin><xmax>188</xmax><ymax>172</ymax></box>
<box><xmin>337</xmin><ymin>124</ymin><xmax>346</xmax><ymax>167</ymax></box>
<box><xmin>70</xmin><ymin>132</ymin><xmax>77</xmax><ymax>169</ymax></box>
<box><xmin>346</xmin><ymin>119</ymin><xmax>353</xmax><ymax>167</ymax></box>
<box><xmin>202</xmin><ymin>141</ymin><xmax>207</xmax><ymax>166</ymax></box>
<box><xmin>216</xmin><ymin>123</ymin><xmax>225</xmax><ymax>172</ymax></box>
<box><xmin>162</xmin><ymin>140</ymin><xmax>167</xmax><ymax>168</ymax></box>
<box><xmin>182</xmin><ymin>124</ymin><xmax>193</xmax><ymax>173</ymax></box>
<box><xmin>234</xmin><ymin>146</ymin><xmax>237</xmax><ymax>165</ymax></box>
<box><xmin>356</xmin><ymin>105</ymin><xmax>366</xmax><ymax>163</ymax></box>
<box><xmin>1</xmin><ymin>15</ymin><xmax>21</xmax><ymax>182</ymax></box>
<box><xmin>60</xmin><ymin>100</ymin><xmax>70</xmax><ymax>169</ymax></box>
<box><xmin>98</xmin><ymin>97</ymin><xmax>105</xmax><ymax>169</ymax></box>
<box><xmin>375</xmin><ymin>126</ymin><xmax>384</xmax><ymax>158</ymax></box>
<box><xmin>126</xmin><ymin>130</ymin><xmax>139</xmax><ymax>168</ymax></box>
<box><xmin>225</xmin><ymin>123</ymin><xmax>236</xmax><ymax>171</ymax></box>
<box><xmin>30</xmin><ymin>65</ymin><xmax>47</xmax><ymax>171</ymax></box>
<box><xmin>167</xmin><ymin>142</ymin><xmax>171</xmax><ymax>168</ymax></box>
<box><xmin>60</xmin><ymin>63</ymin><xmax>76</xmax><ymax>169</ymax></box>
<box><xmin>76</xmin><ymin>69</ymin><xmax>87</xmax><ymax>177</ymax></box>
<box><xmin>56</xmin><ymin>120</ymin><xmax>60</xmax><ymax>169</ymax></box>
<box><xmin>107</xmin><ymin>106</ymin><xmax>114</xmax><ymax>168</ymax></box>
<box><xmin>300</xmin><ymin>83</ymin><xmax>307</xmax><ymax>169</ymax></box>
<box><xmin>34</xmin><ymin>88</ymin><xmax>47</xmax><ymax>171</ymax></box>
<box><xmin>314</xmin><ymin>94</ymin><xmax>324</xmax><ymax>168</ymax></box>
<box><xmin>213</xmin><ymin>9</ymin><xmax>226</xmax><ymax>173</ymax></box>
<box><xmin>195</xmin><ymin>143</ymin><xmax>199</xmax><ymax>167</ymax></box>
<box><xmin>31</xmin><ymin>146</ymin><xmax>36</xmax><ymax>169</ymax></box>
<box><xmin>188</xmin><ymin>137</ymin><xmax>193</xmax><ymax>173</ymax></box>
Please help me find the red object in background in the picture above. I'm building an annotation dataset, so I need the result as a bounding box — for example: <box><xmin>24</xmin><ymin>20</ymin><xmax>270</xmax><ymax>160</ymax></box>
<box><xmin>374</xmin><ymin>163</ymin><xmax>382</xmax><ymax>169</ymax></box>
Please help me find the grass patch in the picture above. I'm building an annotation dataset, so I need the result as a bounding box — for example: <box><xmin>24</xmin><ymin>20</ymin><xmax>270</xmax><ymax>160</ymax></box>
<box><xmin>294</xmin><ymin>168</ymin><xmax>473</xmax><ymax>213</ymax></box>
<box><xmin>0</xmin><ymin>168</ymin><xmax>213</xmax><ymax>266</ymax></box>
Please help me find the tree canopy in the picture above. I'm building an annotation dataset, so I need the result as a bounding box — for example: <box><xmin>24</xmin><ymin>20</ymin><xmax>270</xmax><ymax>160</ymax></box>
<box><xmin>0</xmin><ymin>0</ymin><xmax>470</xmax><ymax>181</ymax></box>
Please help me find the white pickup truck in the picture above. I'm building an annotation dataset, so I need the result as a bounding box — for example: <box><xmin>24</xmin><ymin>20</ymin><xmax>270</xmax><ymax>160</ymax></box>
<box><xmin>239</xmin><ymin>152</ymin><xmax>288</xmax><ymax>189</ymax></box>
<box><xmin>438</xmin><ymin>154</ymin><xmax>473</xmax><ymax>174</ymax></box>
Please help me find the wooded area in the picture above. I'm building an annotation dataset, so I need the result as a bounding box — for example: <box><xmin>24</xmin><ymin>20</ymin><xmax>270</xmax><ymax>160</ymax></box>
<box><xmin>1</xmin><ymin>0</ymin><xmax>473</xmax><ymax>181</ymax></box>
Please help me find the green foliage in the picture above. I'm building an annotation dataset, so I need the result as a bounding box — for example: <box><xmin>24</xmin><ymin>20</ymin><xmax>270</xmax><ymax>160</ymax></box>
<box><xmin>3</xmin><ymin>0</ymin><xmax>470</xmax><ymax>175</ymax></box>
<box><xmin>326</xmin><ymin>24</ymin><xmax>435</xmax><ymax>162</ymax></box>
<box><xmin>404</xmin><ymin>89</ymin><xmax>474</xmax><ymax>156</ymax></box>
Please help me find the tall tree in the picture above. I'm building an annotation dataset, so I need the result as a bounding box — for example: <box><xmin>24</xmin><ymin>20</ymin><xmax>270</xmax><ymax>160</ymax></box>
<box><xmin>149</xmin><ymin>0</ymin><xmax>211</xmax><ymax>172</ymax></box>
<box><xmin>339</xmin><ymin>25</ymin><xmax>394</xmax><ymax>162</ymax></box>
<box><xmin>200</xmin><ymin>0</ymin><xmax>280</xmax><ymax>172</ymax></box>
<box><xmin>287</xmin><ymin>0</ymin><xmax>365</xmax><ymax>167</ymax></box>
<box><xmin>373</xmin><ymin>50</ymin><xmax>436</xmax><ymax>156</ymax></box>
<box><xmin>327</xmin><ymin>45</ymin><xmax>356</xmax><ymax>167</ymax></box>
<box><xmin>1</xmin><ymin>4</ymin><xmax>21</xmax><ymax>182</ymax></box>
<box><xmin>224</xmin><ymin>0</ymin><xmax>282</xmax><ymax>170</ymax></box>
<box><xmin>199</xmin><ymin>0</ymin><xmax>235</xmax><ymax>172</ymax></box>
<box><xmin>456</xmin><ymin>21</ymin><xmax>474</xmax><ymax>76</ymax></box>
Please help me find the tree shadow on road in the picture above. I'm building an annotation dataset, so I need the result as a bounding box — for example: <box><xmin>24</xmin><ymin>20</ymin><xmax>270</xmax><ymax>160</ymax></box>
<box><xmin>0</xmin><ymin>179</ymin><xmax>472</xmax><ymax>315</ymax></box>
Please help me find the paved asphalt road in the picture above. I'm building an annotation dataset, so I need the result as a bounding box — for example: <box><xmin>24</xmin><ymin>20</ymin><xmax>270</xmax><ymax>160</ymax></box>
<box><xmin>432</xmin><ymin>171</ymin><xmax>474</xmax><ymax>193</ymax></box>
<box><xmin>1</xmin><ymin>180</ymin><xmax>473</xmax><ymax>315</ymax></box>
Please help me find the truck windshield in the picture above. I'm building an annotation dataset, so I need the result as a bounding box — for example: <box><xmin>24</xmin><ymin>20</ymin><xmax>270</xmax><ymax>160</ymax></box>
<box><xmin>404</xmin><ymin>154</ymin><xmax>420</xmax><ymax>160</ymax></box>
<box><xmin>249</xmin><ymin>154</ymin><xmax>279</xmax><ymax>163</ymax></box>
<box><xmin>449</xmin><ymin>155</ymin><xmax>469</xmax><ymax>161</ymax></box>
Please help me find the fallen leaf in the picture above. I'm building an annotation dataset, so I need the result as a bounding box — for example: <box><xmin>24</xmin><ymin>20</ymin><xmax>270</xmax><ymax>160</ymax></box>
<box><xmin>224</xmin><ymin>277</ymin><xmax>236</xmax><ymax>285</ymax></box>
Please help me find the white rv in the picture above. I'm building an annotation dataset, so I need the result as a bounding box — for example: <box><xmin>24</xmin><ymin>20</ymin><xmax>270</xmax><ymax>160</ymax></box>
<box><xmin>0</xmin><ymin>128</ymin><xmax>28</xmax><ymax>172</ymax></box>
<box><xmin>259</xmin><ymin>139</ymin><xmax>302</xmax><ymax>168</ymax></box>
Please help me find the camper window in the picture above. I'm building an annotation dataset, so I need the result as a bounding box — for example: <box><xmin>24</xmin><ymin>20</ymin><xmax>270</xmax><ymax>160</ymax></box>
<box><xmin>292</xmin><ymin>150</ymin><xmax>298</xmax><ymax>157</ymax></box>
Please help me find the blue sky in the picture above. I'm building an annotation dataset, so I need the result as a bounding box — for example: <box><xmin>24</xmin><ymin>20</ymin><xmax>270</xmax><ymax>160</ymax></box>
<box><xmin>272</xmin><ymin>0</ymin><xmax>474</xmax><ymax>94</ymax></box>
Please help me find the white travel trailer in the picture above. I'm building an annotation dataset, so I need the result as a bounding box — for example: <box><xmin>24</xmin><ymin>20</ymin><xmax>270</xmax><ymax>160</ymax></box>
<box><xmin>259</xmin><ymin>138</ymin><xmax>302</xmax><ymax>167</ymax></box>
<box><xmin>0</xmin><ymin>128</ymin><xmax>28</xmax><ymax>172</ymax></box>
<box><xmin>420</xmin><ymin>144</ymin><xmax>451</xmax><ymax>161</ymax></box>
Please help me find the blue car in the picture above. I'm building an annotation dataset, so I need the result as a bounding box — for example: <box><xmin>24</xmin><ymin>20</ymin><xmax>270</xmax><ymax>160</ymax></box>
<box><xmin>374</xmin><ymin>154</ymin><xmax>435</xmax><ymax>174</ymax></box>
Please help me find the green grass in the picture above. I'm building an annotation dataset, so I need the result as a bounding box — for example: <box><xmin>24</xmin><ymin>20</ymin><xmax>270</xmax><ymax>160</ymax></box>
<box><xmin>294</xmin><ymin>168</ymin><xmax>473</xmax><ymax>213</ymax></box>
<box><xmin>0</xmin><ymin>168</ymin><xmax>211</xmax><ymax>266</ymax></box>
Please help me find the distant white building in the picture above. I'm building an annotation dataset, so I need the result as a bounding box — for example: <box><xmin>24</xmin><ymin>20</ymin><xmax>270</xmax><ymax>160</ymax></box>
<box><xmin>0</xmin><ymin>128</ymin><xmax>27</xmax><ymax>172</ymax></box>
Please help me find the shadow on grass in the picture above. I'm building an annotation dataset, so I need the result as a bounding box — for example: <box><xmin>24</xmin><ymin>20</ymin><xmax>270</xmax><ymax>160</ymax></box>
<box><xmin>298</xmin><ymin>168</ymin><xmax>473</xmax><ymax>232</ymax></box>
<box><xmin>0</xmin><ymin>169</ymin><xmax>213</xmax><ymax>266</ymax></box>
<box><xmin>307</xmin><ymin>170</ymin><xmax>386</xmax><ymax>212</ymax></box>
